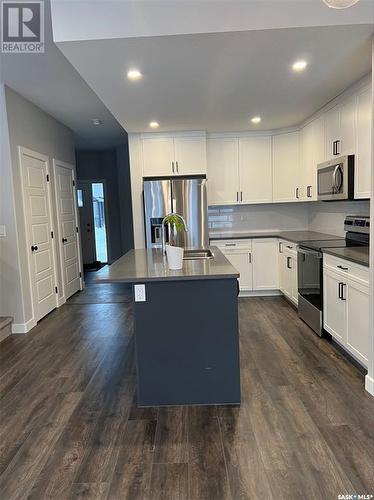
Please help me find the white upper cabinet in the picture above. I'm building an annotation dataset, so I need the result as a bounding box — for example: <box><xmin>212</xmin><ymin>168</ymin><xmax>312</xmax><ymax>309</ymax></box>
<box><xmin>324</xmin><ymin>96</ymin><xmax>355</xmax><ymax>159</ymax></box>
<box><xmin>355</xmin><ymin>86</ymin><xmax>371</xmax><ymax>199</ymax></box>
<box><xmin>324</xmin><ymin>105</ymin><xmax>340</xmax><ymax>160</ymax></box>
<box><xmin>300</xmin><ymin>116</ymin><xmax>324</xmax><ymax>201</ymax></box>
<box><xmin>142</xmin><ymin>133</ymin><xmax>206</xmax><ymax>177</ymax></box>
<box><xmin>142</xmin><ymin>137</ymin><xmax>175</xmax><ymax>176</ymax></box>
<box><xmin>207</xmin><ymin>137</ymin><xmax>239</xmax><ymax>205</ymax></box>
<box><xmin>239</xmin><ymin>136</ymin><xmax>272</xmax><ymax>204</ymax></box>
<box><xmin>174</xmin><ymin>136</ymin><xmax>207</xmax><ymax>175</ymax></box>
<box><xmin>339</xmin><ymin>96</ymin><xmax>356</xmax><ymax>156</ymax></box>
<box><xmin>272</xmin><ymin>131</ymin><xmax>300</xmax><ymax>202</ymax></box>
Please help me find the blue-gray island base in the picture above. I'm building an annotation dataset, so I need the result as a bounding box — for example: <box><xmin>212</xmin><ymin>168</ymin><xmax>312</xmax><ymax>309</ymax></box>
<box><xmin>95</xmin><ymin>248</ymin><xmax>241</xmax><ymax>407</ymax></box>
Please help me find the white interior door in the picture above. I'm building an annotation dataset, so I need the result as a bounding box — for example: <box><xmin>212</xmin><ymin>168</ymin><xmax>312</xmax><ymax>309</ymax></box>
<box><xmin>54</xmin><ymin>160</ymin><xmax>82</xmax><ymax>300</ymax></box>
<box><xmin>19</xmin><ymin>147</ymin><xmax>57</xmax><ymax>322</ymax></box>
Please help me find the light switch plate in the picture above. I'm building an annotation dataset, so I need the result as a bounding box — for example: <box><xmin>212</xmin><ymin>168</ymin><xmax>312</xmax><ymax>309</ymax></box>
<box><xmin>0</xmin><ymin>225</ymin><xmax>6</xmax><ymax>237</ymax></box>
<box><xmin>134</xmin><ymin>284</ymin><xmax>146</xmax><ymax>302</ymax></box>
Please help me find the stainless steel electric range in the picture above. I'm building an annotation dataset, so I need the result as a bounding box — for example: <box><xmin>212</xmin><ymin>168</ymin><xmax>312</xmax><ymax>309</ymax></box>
<box><xmin>297</xmin><ymin>215</ymin><xmax>370</xmax><ymax>336</ymax></box>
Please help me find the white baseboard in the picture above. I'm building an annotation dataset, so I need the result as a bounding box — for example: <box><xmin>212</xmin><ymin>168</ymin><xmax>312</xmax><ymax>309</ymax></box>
<box><xmin>12</xmin><ymin>318</ymin><xmax>37</xmax><ymax>334</ymax></box>
<box><xmin>57</xmin><ymin>296</ymin><xmax>66</xmax><ymax>307</ymax></box>
<box><xmin>365</xmin><ymin>374</ymin><xmax>374</xmax><ymax>396</ymax></box>
<box><xmin>239</xmin><ymin>289</ymin><xmax>282</xmax><ymax>298</ymax></box>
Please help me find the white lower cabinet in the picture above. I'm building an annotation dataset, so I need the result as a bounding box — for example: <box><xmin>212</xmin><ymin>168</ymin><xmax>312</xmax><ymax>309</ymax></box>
<box><xmin>224</xmin><ymin>251</ymin><xmax>253</xmax><ymax>291</ymax></box>
<box><xmin>323</xmin><ymin>256</ymin><xmax>369</xmax><ymax>367</ymax></box>
<box><xmin>252</xmin><ymin>239</ymin><xmax>279</xmax><ymax>290</ymax></box>
<box><xmin>278</xmin><ymin>240</ymin><xmax>298</xmax><ymax>305</ymax></box>
<box><xmin>323</xmin><ymin>269</ymin><xmax>346</xmax><ymax>343</ymax></box>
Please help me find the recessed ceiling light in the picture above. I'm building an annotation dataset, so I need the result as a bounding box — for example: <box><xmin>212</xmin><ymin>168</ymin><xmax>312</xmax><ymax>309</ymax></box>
<box><xmin>149</xmin><ymin>121</ymin><xmax>160</xmax><ymax>129</ymax></box>
<box><xmin>292</xmin><ymin>60</ymin><xmax>308</xmax><ymax>72</ymax></box>
<box><xmin>127</xmin><ymin>69</ymin><xmax>143</xmax><ymax>81</ymax></box>
<box><xmin>92</xmin><ymin>118</ymin><xmax>103</xmax><ymax>126</ymax></box>
<box><xmin>322</xmin><ymin>0</ymin><xmax>360</xmax><ymax>8</ymax></box>
<box><xmin>251</xmin><ymin>116</ymin><xmax>261</xmax><ymax>124</ymax></box>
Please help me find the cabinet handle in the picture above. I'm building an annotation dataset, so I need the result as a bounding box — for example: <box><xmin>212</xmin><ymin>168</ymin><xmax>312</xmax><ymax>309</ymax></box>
<box><xmin>337</xmin><ymin>265</ymin><xmax>348</xmax><ymax>271</ymax></box>
<box><xmin>332</xmin><ymin>141</ymin><xmax>336</xmax><ymax>156</ymax></box>
<box><xmin>176</xmin><ymin>161</ymin><xmax>179</xmax><ymax>173</ymax></box>
<box><xmin>307</xmin><ymin>185</ymin><xmax>312</xmax><ymax>198</ymax></box>
<box><xmin>31</xmin><ymin>245</ymin><xmax>38</xmax><ymax>252</ymax></box>
<box><xmin>171</xmin><ymin>161</ymin><xmax>175</xmax><ymax>173</ymax></box>
<box><xmin>287</xmin><ymin>256</ymin><xmax>292</xmax><ymax>269</ymax></box>
<box><xmin>236</xmin><ymin>192</ymin><xmax>239</xmax><ymax>202</ymax></box>
<box><xmin>336</xmin><ymin>140</ymin><xmax>340</xmax><ymax>156</ymax></box>
<box><xmin>279</xmin><ymin>242</ymin><xmax>283</xmax><ymax>253</ymax></box>
<box><xmin>295</xmin><ymin>187</ymin><xmax>299</xmax><ymax>199</ymax></box>
<box><xmin>248</xmin><ymin>253</ymin><xmax>252</xmax><ymax>263</ymax></box>
<box><xmin>240</xmin><ymin>191</ymin><xmax>243</xmax><ymax>202</ymax></box>
<box><xmin>62</xmin><ymin>237</ymin><xmax>67</xmax><ymax>243</ymax></box>
<box><xmin>338</xmin><ymin>282</ymin><xmax>342</xmax><ymax>299</ymax></box>
<box><xmin>341</xmin><ymin>283</ymin><xmax>346</xmax><ymax>300</ymax></box>
<box><xmin>286</xmin><ymin>245</ymin><xmax>293</xmax><ymax>249</ymax></box>
<box><xmin>225</xmin><ymin>243</ymin><xmax>236</xmax><ymax>247</ymax></box>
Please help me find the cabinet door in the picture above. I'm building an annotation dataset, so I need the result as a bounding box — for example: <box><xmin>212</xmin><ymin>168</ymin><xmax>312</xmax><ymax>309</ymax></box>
<box><xmin>272</xmin><ymin>132</ymin><xmax>300</xmax><ymax>202</ymax></box>
<box><xmin>339</xmin><ymin>96</ymin><xmax>356</xmax><ymax>156</ymax></box>
<box><xmin>223</xmin><ymin>251</ymin><xmax>252</xmax><ymax>291</ymax></box>
<box><xmin>290</xmin><ymin>256</ymin><xmax>298</xmax><ymax>304</ymax></box>
<box><xmin>324</xmin><ymin>105</ymin><xmax>340</xmax><ymax>160</ymax></box>
<box><xmin>142</xmin><ymin>137</ymin><xmax>175</xmax><ymax>176</ymax></box>
<box><xmin>279</xmin><ymin>253</ymin><xmax>291</xmax><ymax>298</ymax></box>
<box><xmin>174</xmin><ymin>136</ymin><xmax>207</xmax><ymax>175</ymax></box>
<box><xmin>355</xmin><ymin>87</ymin><xmax>371</xmax><ymax>199</ymax></box>
<box><xmin>206</xmin><ymin>138</ymin><xmax>239</xmax><ymax>205</ymax></box>
<box><xmin>323</xmin><ymin>269</ymin><xmax>346</xmax><ymax>343</ymax></box>
<box><xmin>239</xmin><ymin>136</ymin><xmax>272</xmax><ymax>203</ymax></box>
<box><xmin>346</xmin><ymin>280</ymin><xmax>369</xmax><ymax>367</ymax></box>
<box><xmin>252</xmin><ymin>238</ymin><xmax>279</xmax><ymax>290</ymax></box>
<box><xmin>301</xmin><ymin>116</ymin><xmax>325</xmax><ymax>201</ymax></box>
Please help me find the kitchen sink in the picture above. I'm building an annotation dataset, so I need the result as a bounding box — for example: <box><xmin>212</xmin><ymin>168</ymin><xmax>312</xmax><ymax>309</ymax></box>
<box><xmin>183</xmin><ymin>249</ymin><xmax>214</xmax><ymax>260</ymax></box>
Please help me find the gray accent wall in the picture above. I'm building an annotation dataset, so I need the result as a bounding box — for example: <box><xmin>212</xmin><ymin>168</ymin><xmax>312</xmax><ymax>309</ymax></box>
<box><xmin>2</xmin><ymin>86</ymin><xmax>76</xmax><ymax>329</ymax></box>
<box><xmin>75</xmin><ymin>144</ymin><xmax>133</xmax><ymax>263</ymax></box>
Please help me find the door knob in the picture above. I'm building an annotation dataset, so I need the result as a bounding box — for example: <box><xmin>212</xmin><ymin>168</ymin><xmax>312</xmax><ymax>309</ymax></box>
<box><xmin>62</xmin><ymin>237</ymin><xmax>67</xmax><ymax>243</ymax></box>
<box><xmin>31</xmin><ymin>245</ymin><xmax>38</xmax><ymax>252</ymax></box>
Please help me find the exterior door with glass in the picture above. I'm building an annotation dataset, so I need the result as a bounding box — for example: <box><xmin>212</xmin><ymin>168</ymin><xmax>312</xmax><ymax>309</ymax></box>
<box><xmin>77</xmin><ymin>181</ymin><xmax>109</xmax><ymax>265</ymax></box>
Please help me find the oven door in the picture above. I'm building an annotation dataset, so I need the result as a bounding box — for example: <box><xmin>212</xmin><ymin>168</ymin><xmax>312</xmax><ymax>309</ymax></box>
<box><xmin>297</xmin><ymin>246</ymin><xmax>323</xmax><ymax>311</ymax></box>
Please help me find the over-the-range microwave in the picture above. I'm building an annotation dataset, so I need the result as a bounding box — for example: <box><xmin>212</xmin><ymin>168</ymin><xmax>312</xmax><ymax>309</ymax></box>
<box><xmin>317</xmin><ymin>155</ymin><xmax>354</xmax><ymax>201</ymax></box>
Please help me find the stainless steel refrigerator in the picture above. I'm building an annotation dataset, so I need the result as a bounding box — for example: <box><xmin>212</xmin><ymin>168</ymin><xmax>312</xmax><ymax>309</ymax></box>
<box><xmin>143</xmin><ymin>175</ymin><xmax>208</xmax><ymax>249</ymax></box>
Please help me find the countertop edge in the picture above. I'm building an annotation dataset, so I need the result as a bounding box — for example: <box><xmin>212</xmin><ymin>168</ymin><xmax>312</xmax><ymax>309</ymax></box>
<box><xmin>322</xmin><ymin>248</ymin><xmax>369</xmax><ymax>268</ymax></box>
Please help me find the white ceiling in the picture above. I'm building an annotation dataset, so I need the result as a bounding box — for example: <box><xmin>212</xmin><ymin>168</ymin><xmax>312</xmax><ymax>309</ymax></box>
<box><xmin>51</xmin><ymin>0</ymin><xmax>374</xmax><ymax>42</ymax></box>
<box><xmin>56</xmin><ymin>24</ymin><xmax>373</xmax><ymax>133</ymax></box>
<box><xmin>0</xmin><ymin>1</ymin><xmax>127</xmax><ymax>149</ymax></box>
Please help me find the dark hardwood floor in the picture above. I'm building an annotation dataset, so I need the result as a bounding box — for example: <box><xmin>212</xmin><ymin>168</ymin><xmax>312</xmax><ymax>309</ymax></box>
<box><xmin>1</xmin><ymin>278</ymin><xmax>373</xmax><ymax>499</ymax></box>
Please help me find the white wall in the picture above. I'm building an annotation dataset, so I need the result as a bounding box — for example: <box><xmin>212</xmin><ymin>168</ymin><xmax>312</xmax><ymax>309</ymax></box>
<box><xmin>308</xmin><ymin>200</ymin><xmax>370</xmax><ymax>237</ymax></box>
<box><xmin>3</xmin><ymin>86</ymin><xmax>76</xmax><ymax>330</ymax></box>
<box><xmin>208</xmin><ymin>203</ymin><xmax>309</xmax><ymax>234</ymax></box>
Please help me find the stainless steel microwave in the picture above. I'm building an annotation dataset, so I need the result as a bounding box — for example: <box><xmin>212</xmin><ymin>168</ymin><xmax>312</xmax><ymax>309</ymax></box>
<box><xmin>317</xmin><ymin>155</ymin><xmax>354</xmax><ymax>201</ymax></box>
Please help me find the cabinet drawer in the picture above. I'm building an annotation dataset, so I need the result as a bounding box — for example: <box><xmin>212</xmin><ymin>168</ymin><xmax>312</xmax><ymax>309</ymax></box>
<box><xmin>211</xmin><ymin>239</ymin><xmax>252</xmax><ymax>251</ymax></box>
<box><xmin>279</xmin><ymin>239</ymin><xmax>297</xmax><ymax>256</ymax></box>
<box><xmin>323</xmin><ymin>254</ymin><xmax>369</xmax><ymax>285</ymax></box>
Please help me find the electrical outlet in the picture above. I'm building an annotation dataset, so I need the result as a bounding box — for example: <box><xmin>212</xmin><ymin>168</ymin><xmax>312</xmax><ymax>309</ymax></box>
<box><xmin>134</xmin><ymin>284</ymin><xmax>146</xmax><ymax>302</ymax></box>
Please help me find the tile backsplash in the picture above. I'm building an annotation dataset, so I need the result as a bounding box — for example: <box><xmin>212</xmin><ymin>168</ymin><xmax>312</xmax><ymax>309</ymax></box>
<box><xmin>209</xmin><ymin>200</ymin><xmax>370</xmax><ymax>236</ymax></box>
<box><xmin>208</xmin><ymin>203</ymin><xmax>309</xmax><ymax>233</ymax></box>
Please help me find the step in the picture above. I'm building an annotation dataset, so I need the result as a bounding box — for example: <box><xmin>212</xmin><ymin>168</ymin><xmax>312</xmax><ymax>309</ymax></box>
<box><xmin>0</xmin><ymin>316</ymin><xmax>13</xmax><ymax>342</ymax></box>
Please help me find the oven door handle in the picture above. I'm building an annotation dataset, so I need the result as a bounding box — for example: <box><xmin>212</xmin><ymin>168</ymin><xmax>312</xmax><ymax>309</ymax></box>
<box><xmin>297</xmin><ymin>246</ymin><xmax>323</xmax><ymax>259</ymax></box>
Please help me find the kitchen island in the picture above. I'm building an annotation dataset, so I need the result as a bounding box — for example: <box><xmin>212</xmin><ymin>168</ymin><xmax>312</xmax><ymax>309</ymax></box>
<box><xmin>95</xmin><ymin>247</ymin><xmax>241</xmax><ymax>407</ymax></box>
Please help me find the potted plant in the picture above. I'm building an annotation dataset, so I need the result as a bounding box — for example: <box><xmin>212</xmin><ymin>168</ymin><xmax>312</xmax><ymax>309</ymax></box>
<box><xmin>162</xmin><ymin>213</ymin><xmax>187</xmax><ymax>270</ymax></box>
